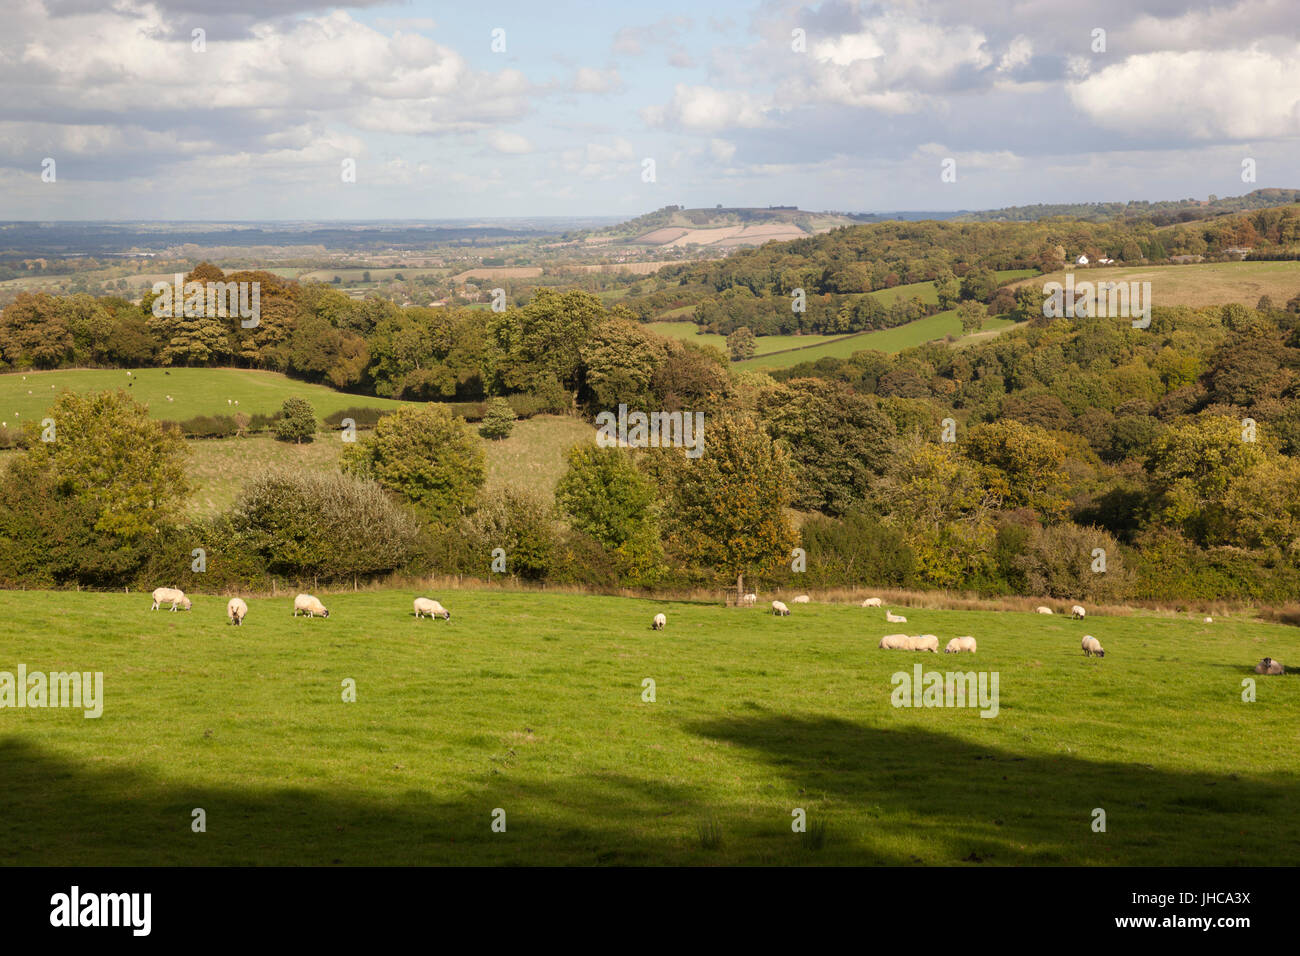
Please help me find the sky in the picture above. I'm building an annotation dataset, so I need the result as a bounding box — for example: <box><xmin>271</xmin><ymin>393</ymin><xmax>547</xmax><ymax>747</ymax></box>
<box><xmin>2</xmin><ymin>0</ymin><xmax>1299</xmax><ymax>220</ymax></box>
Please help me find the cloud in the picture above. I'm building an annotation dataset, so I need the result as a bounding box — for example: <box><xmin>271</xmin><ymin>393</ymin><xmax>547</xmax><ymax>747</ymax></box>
<box><xmin>486</xmin><ymin>131</ymin><xmax>533</xmax><ymax>154</ymax></box>
<box><xmin>1069</xmin><ymin>46</ymin><xmax>1300</xmax><ymax>140</ymax></box>
<box><xmin>572</xmin><ymin>67</ymin><xmax>624</xmax><ymax>95</ymax></box>
<box><xmin>642</xmin><ymin>84</ymin><xmax>771</xmax><ymax>131</ymax></box>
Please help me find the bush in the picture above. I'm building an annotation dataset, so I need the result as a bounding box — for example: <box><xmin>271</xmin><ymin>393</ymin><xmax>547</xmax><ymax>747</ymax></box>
<box><xmin>229</xmin><ymin>469</ymin><xmax>419</xmax><ymax>582</ymax></box>
<box><xmin>274</xmin><ymin>397</ymin><xmax>317</xmax><ymax>444</ymax></box>
<box><xmin>448</xmin><ymin>487</ymin><xmax>555</xmax><ymax>580</ymax></box>
<box><xmin>799</xmin><ymin>510</ymin><xmax>914</xmax><ymax>588</ymax></box>
<box><xmin>478</xmin><ymin>397</ymin><xmax>516</xmax><ymax>439</ymax></box>
<box><xmin>322</xmin><ymin>406</ymin><xmax>393</xmax><ymax>430</ymax></box>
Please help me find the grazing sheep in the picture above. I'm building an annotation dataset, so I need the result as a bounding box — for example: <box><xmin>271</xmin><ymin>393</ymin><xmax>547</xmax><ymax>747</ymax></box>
<box><xmin>1070</xmin><ymin>605</ymin><xmax>1086</xmax><ymax>619</ymax></box>
<box><xmin>293</xmin><ymin>593</ymin><xmax>329</xmax><ymax>619</ymax></box>
<box><xmin>885</xmin><ymin>611</ymin><xmax>907</xmax><ymax>624</ymax></box>
<box><xmin>652</xmin><ymin>613</ymin><xmax>666</xmax><ymax>631</ymax></box>
<box><xmin>913</xmin><ymin>634</ymin><xmax>940</xmax><ymax>652</ymax></box>
<box><xmin>945</xmin><ymin>636</ymin><xmax>977</xmax><ymax>654</ymax></box>
<box><xmin>879</xmin><ymin>633</ymin><xmax>910</xmax><ymax>650</ymax></box>
<box><xmin>150</xmin><ymin>587</ymin><xmax>191</xmax><ymax>612</ymax></box>
<box><xmin>227</xmin><ymin>597</ymin><xmax>248</xmax><ymax>626</ymax></box>
<box><xmin>792</xmin><ymin>595</ymin><xmax>810</xmax><ymax>603</ymax></box>
<box><xmin>742</xmin><ymin>592</ymin><xmax>757</xmax><ymax>606</ymax></box>
<box><xmin>771</xmin><ymin>600</ymin><xmax>790</xmax><ymax>617</ymax></box>
<box><xmin>1204</xmin><ymin>617</ymin><xmax>1213</xmax><ymax>624</ymax></box>
<box><xmin>862</xmin><ymin>597</ymin><xmax>883</xmax><ymax>608</ymax></box>
<box><xmin>1081</xmin><ymin>635</ymin><xmax>1105</xmax><ymax>658</ymax></box>
<box><xmin>413</xmin><ymin>597</ymin><xmax>450</xmax><ymax>621</ymax></box>
<box><xmin>1036</xmin><ymin>606</ymin><xmax>1053</xmax><ymax>615</ymax></box>
<box><xmin>1255</xmin><ymin>657</ymin><xmax>1285</xmax><ymax>675</ymax></box>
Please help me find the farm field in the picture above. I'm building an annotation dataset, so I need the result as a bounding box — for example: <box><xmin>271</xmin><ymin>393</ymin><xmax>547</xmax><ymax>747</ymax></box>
<box><xmin>645</xmin><ymin>322</ymin><xmax>842</xmax><ymax>355</ymax></box>
<box><xmin>1021</xmin><ymin>260</ymin><xmax>1300</xmax><ymax>308</ymax></box>
<box><xmin>738</xmin><ymin>312</ymin><xmax>1018</xmax><ymax>368</ymax></box>
<box><xmin>0</xmin><ymin>368</ymin><xmax>410</xmax><ymax>425</ymax></box>
<box><xmin>0</xmin><ymin>590</ymin><xmax>1295</xmax><ymax>865</ymax></box>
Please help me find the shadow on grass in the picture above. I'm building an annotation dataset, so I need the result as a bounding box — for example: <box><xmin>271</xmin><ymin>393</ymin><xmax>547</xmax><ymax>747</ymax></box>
<box><xmin>685</xmin><ymin>713</ymin><xmax>1300</xmax><ymax>866</ymax></box>
<box><xmin>3</xmin><ymin>713</ymin><xmax>1298</xmax><ymax>865</ymax></box>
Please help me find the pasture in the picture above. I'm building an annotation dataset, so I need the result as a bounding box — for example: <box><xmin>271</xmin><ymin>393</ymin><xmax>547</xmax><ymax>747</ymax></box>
<box><xmin>0</xmin><ymin>590</ymin><xmax>1295</xmax><ymax>866</ymax></box>
<box><xmin>0</xmin><ymin>368</ymin><xmax>409</xmax><ymax>426</ymax></box>
<box><xmin>1021</xmin><ymin>260</ymin><xmax>1300</xmax><ymax>309</ymax></box>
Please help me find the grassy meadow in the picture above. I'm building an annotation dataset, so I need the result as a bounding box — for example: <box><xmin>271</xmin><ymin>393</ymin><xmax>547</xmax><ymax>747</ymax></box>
<box><xmin>0</xmin><ymin>367</ymin><xmax>409</xmax><ymax>426</ymax></box>
<box><xmin>0</xmin><ymin>589</ymin><xmax>1295</xmax><ymax>865</ymax></box>
<box><xmin>1020</xmin><ymin>260</ymin><xmax>1300</xmax><ymax>308</ymax></box>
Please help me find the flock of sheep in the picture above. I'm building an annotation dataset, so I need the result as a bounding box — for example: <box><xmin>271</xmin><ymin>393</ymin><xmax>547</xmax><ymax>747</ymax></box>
<box><xmin>150</xmin><ymin>584</ymin><xmax>1285</xmax><ymax>675</ymax></box>
<box><xmin>148</xmin><ymin>587</ymin><xmax>452</xmax><ymax>625</ymax></box>
<box><xmin>657</xmin><ymin>592</ymin><xmax>1288</xmax><ymax>672</ymax></box>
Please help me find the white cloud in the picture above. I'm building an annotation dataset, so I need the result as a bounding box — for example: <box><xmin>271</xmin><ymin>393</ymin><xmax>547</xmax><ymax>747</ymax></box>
<box><xmin>572</xmin><ymin>67</ymin><xmax>623</xmax><ymax>94</ymax></box>
<box><xmin>642</xmin><ymin>84</ymin><xmax>770</xmax><ymax>131</ymax></box>
<box><xmin>487</xmin><ymin>131</ymin><xmax>533</xmax><ymax>154</ymax></box>
<box><xmin>1069</xmin><ymin>46</ymin><xmax>1300</xmax><ymax>139</ymax></box>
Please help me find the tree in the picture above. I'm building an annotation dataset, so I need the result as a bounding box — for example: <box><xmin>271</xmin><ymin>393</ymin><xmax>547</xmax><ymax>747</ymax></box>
<box><xmin>342</xmin><ymin>404</ymin><xmax>485</xmax><ymax>525</ymax></box>
<box><xmin>555</xmin><ymin>445</ymin><xmax>663</xmax><ymax>584</ymax></box>
<box><xmin>19</xmin><ymin>389</ymin><xmax>189</xmax><ymax>539</ymax></box>
<box><xmin>727</xmin><ymin>326</ymin><xmax>757</xmax><ymax>361</ymax></box>
<box><xmin>957</xmin><ymin>300</ymin><xmax>987</xmax><ymax>335</ymax></box>
<box><xmin>274</xmin><ymin>397</ymin><xmax>317</xmax><ymax>444</ymax></box>
<box><xmin>478</xmin><ymin>397</ymin><xmax>515</xmax><ymax>439</ymax></box>
<box><xmin>659</xmin><ymin>413</ymin><xmax>797</xmax><ymax>599</ymax></box>
<box><xmin>964</xmin><ymin>420</ymin><xmax>1069</xmax><ymax>518</ymax></box>
<box><xmin>759</xmin><ymin>378</ymin><xmax>896</xmax><ymax>515</ymax></box>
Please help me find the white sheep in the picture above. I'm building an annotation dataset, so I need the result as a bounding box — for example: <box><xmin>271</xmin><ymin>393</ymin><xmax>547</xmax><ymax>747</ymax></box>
<box><xmin>227</xmin><ymin>597</ymin><xmax>248</xmax><ymax>626</ymax></box>
<box><xmin>652</xmin><ymin>612</ymin><xmax>666</xmax><ymax>630</ymax></box>
<box><xmin>1204</xmin><ymin>617</ymin><xmax>1213</xmax><ymax>624</ymax></box>
<box><xmin>862</xmin><ymin>597</ymin><xmax>883</xmax><ymax>607</ymax></box>
<box><xmin>1070</xmin><ymin>605</ymin><xmax>1086</xmax><ymax>619</ymax></box>
<box><xmin>771</xmin><ymin>600</ymin><xmax>790</xmax><ymax>617</ymax></box>
<box><xmin>1081</xmin><ymin>635</ymin><xmax>1105</xmax><ymax>658</ymax></box>
<box><xmin>792</xmin><ymin>595</ymin><xmax>810</xmax><ymax>603</ymax></box>
<box><xmin>885</xmin><ymin>611</ymin><xmax>907</xmax><ymax>624</ymax></box>
<box><xmin>1255</xmin><ymin>657</ymin><xmax>1284</xmax><ymax>675</ymax></box>
<box><xmin>293</xmin><ymin>593</ymin><xmax>329</xmax><ymax>618</ymax></box>
<box><xmin>742</xmin><ymin>592</ymin><xmax>757</xmax><ymax>606</ymax></box>
<box><xmin>1036</xmin><ymin>606</ymin><xmax>1053</xmax><ymax>615</ymax></box>
<box><xmin>879</xmin><ymin>633</ymin><xmax>910</xmax><ymax>650</ymax></box>
<box><xmin>912</xmin><ymin>634</ymin><xmax>940</xmax><ymax>652</ymax></box>
<box><xmin>150</xmin><ymin>587</ymin><xmax>191</xmax><ymax>612</ymax></box>
<box><xmin>413</xmin><ymin>597</ymin><xmax>450</xmax><ymax>621</ymax></box>
<box><xmin>945</xmin><ymin>636</ymin><xmax>977</xmax><ymax>653</ymax></box>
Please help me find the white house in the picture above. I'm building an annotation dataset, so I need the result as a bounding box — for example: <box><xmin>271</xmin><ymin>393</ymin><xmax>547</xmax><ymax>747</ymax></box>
<box><xmin>1075</xmin><ymin>254</ymin><xmax>1089</xmax><ymax>266</ymax></box>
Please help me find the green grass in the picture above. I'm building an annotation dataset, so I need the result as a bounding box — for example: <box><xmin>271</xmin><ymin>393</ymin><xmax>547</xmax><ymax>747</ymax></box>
<box><xmin>0</xmin><ymin>368</ymin><xmax>410</xmax><ymax>425</ymax></box>
<box><xmin>481</xmin><ymin>415</ymin><xmax>593</xmax><ymax>496</ymax></box>
<box><xmin>1</xmin><ymin>590</ymin><xmax>1295</xmax><ymax>865</ymax></box>
<box><xmin>646</xmin><ymin>322</ymin><xmax>843</xmax><ymax>357</ymax></box>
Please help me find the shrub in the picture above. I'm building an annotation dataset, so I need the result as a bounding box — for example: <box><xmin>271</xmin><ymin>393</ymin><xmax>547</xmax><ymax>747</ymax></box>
<box><xmin>274</xmin><ymin>397</ymin><xmax>317</xmax><ymax>444</ymax></box>
<box><xmin>229</xmin><ymin>469</ymin><xmax>419</xmax><ymax>582</ymax></box>
<box><xmin>322</xmin><ymin>406</ymin><xmax>393</xmax><ymax>430</ymax></box>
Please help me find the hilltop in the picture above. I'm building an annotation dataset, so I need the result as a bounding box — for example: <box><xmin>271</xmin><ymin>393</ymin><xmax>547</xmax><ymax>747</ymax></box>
<box><xmin>586</xmin><ymin>205</ymin><xmax>863</xmax><ymax>248</ymax></box>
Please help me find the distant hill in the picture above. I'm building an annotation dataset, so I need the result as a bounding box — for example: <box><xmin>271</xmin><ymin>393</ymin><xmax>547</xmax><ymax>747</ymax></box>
<box><xmin>957</xmin><ymin>189</ymin><xmax>1300</xmax><ymax>225</ymax></box>
<box><xmin>587</xmin><ymin>205</ymin><xmax>862</xmax><ymax>248</ymax></box>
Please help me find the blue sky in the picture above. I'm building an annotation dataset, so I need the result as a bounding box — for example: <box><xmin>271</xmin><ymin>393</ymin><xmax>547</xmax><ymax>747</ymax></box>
<box><xmin>2</xmin><ymin>0</ymin><xmax>1298</xmax><ymax>220</ymax></box>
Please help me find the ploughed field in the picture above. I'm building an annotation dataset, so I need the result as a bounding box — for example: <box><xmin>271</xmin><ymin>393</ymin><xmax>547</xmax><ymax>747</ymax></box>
<box><xmin>0</xmin><ymin>590</ymin><xmax>1295</xmax><ymax>865</ymax></box>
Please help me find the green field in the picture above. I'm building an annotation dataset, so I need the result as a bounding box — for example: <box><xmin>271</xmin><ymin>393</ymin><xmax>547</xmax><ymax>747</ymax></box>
<box><xmin>738</xmin><ymin>312</ymin><xmax>1017</xmax><ymax>369</ymax></box>
<box><xmin>0</xmin><ymin>368</ymin><xmax>410</xmax><ymax>425</ymax></box>
<box><xmin>1</xmin><ymin>590</ymin><xmax>1294</xmax><ymax>865</ymax></box>
<box><xmin>645</xmin><ymin>322</ymin><xmax>843</xmax><ymax>356</ymax></box>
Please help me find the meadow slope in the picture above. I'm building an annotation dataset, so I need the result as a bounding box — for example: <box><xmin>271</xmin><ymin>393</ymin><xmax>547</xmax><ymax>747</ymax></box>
<box><xmin>1</xmin><ymin>590</ymin><xmax>1295</xmax><ymax>866</ymax></box>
